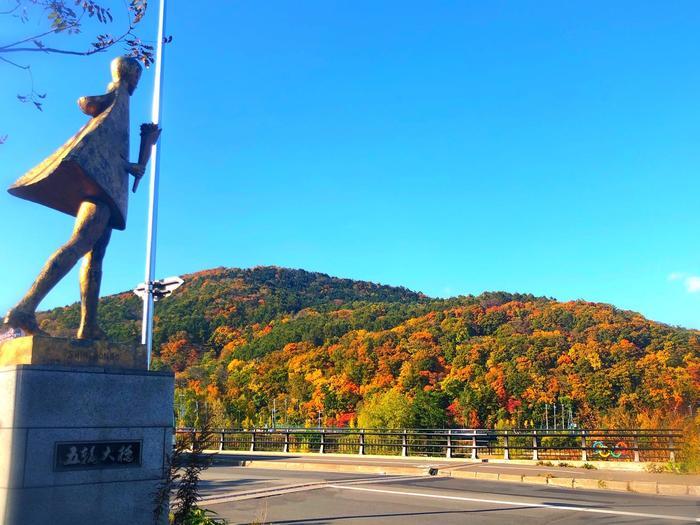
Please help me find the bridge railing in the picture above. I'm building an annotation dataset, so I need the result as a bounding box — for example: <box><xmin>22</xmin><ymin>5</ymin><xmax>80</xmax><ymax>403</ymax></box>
<box><xmin>175</xmin><ymin>427</ymin><xmax>682</xmax><ymax>463</ymax></box>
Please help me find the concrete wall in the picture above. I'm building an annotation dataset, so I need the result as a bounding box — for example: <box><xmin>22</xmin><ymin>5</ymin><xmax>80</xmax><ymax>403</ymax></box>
<box><xmin>0</xmin><ymin>365</ymin><xmax>173</xmax><ymax>525</ymax></box>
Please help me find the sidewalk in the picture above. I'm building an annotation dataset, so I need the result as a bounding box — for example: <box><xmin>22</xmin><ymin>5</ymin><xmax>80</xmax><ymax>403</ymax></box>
<box><xmin>210</xmin><ymin>450</ymin><xmax>700</xmax><ymax>497</ymax></box>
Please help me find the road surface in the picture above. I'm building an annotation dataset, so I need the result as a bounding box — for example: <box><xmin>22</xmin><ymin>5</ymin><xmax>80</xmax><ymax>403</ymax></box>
<box><xmin>199</xmin><ymin>466</ymin><xmax>699</xmax><ymax>524</ymax></box>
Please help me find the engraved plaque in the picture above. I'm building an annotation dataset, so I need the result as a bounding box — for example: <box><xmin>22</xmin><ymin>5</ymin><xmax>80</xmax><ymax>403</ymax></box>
<box><xmin>54</xmin><ymin>440</ymin><xmax>142</xmax><ymax>471</ymax></box>
<box><xmin>0</xmin><ymin>335</ymin><xmax>147</xmax><ymax>369</ymax></box>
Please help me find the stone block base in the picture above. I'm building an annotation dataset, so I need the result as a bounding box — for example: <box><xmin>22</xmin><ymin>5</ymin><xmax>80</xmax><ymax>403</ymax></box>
<box><xmin>0</xmin><ymin>364</ymin><xmax>173</xmax><ymax>525</ymax></box>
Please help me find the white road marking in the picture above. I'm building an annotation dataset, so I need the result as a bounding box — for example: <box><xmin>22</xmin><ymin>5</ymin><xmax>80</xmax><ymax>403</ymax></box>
<box><xmin>327</xmin><ymin>484</ymin><xmax>700</xmax><ymax>522</ymax></box>
<box><xmin>204</xmin><ymin>483</ymin><xmax>327</xmax><ymax>505</ymax></box>
<box><xmin>335</xmin><ymin>475</ymin><xmax>431</xmax><ymax>485</ymax></box>
<box><xmin>203</xmin><ymin>474</ymin><xmax>433</xmax><ymax>505</ymax></box>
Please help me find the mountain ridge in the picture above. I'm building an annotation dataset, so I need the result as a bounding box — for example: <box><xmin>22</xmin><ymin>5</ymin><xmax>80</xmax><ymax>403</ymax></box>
<box><xmin>37</xmin><ymin>265</ymin><xmax>699</xmax><ymax>433</ymax></box>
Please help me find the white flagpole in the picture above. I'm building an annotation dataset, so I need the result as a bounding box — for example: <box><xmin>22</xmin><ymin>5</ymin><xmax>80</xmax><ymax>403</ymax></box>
<box><xmin>141</xmin><ymin>0</ymin><xmax>167</xmax><ymax>367</ymax></box>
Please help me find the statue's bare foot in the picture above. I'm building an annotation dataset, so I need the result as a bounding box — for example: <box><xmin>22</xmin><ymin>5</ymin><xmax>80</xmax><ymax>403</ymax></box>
<box><xmin>77</xmin><ymin>324</ymin><xmax>107</xmax><ymax>340</ymax></box>
<box><xmin>3</xmin><ymin>308</ymin><xmax>48</xmax><ymax>336</ymax></box>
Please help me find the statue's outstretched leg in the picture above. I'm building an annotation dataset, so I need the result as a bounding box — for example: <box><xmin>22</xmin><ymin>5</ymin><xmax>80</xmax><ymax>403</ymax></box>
<box><xmin>77</xmin><ymin>227</ymin><xmax>112</xmax><ymax>340</ymax></box>
<box><xmin>4</xmin><ymin>200</ymin><xmax>111</xmax><ymax>335</ymax></box>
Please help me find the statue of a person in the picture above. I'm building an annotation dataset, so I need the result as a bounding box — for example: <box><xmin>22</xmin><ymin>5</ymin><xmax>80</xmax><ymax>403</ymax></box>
<box><xmin>3</xmin><ymin>56</ymin><xmax>159</xmax><ymax>339</ymax></box>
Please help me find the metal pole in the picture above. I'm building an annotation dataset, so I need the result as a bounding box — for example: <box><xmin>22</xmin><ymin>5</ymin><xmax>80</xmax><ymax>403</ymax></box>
<box><xmin>532</xmin><ymin>430</ymin><xmax>539</xmax><ymax>461</ymax></box>
<box><xmin>561</xmin><ymin>401</ymin><xmax>565</xmax><ymax>429</ymax></box>
<box><xmin>141</xmin><ymin>0</ymin><xmax>168</xmax><ymax>368</ymax></box>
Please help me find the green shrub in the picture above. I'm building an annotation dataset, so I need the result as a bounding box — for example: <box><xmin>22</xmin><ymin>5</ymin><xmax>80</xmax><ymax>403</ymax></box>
<box><xmin>179</xmin><ymin>508</ymin><xmax>224</xmax><ymax>525</ymax></box>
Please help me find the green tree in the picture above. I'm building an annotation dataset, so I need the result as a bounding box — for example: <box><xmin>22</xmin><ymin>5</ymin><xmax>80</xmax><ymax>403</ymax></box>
<box><xmin>410</xmin><ymin>390</ymin><xmax>449</xmax><ymax>428</ymax></box>
<box><xmin>357</xmin><ymin>389</ymin><xmax>412</xmax><ymax>428</ymax></box>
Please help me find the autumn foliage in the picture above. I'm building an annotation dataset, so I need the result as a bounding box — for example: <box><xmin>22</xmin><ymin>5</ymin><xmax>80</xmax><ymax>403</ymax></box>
<box><xmin>38</xmin><ymin>267</ymin><xmax>700</xmax><ymax>434</ymax></box>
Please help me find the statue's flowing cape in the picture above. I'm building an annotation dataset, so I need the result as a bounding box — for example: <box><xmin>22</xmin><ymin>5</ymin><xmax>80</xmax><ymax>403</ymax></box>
<box><xmin>8</xmin><ymin>83</ymin><xmax>130</xmax><ymax>230</ymax></box>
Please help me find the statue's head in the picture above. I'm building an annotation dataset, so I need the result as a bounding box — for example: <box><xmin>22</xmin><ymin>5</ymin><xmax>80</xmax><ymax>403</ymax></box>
<box><xmin>110</xmin><ymin>56</ymin><xmax>142</xmax><ymax>95</ymax></box>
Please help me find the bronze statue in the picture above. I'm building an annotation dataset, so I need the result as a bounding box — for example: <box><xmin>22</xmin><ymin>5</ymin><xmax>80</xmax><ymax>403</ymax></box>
<box><xmin>3</xmin><ymin>56</ymin><xmax>160</xmax><ymax>339</ymax></box>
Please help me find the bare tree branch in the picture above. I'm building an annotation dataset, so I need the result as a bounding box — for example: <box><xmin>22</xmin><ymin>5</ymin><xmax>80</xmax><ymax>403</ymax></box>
<box><xmin>1</xmin><ymin>25</ymin><xmax>135</xmax><ymax>57</ymax></box>
<box><xmin>0</xmin><ymin>54</ymin><xmax>29</xmax><ymax>70</ymax></box>
<box><xmin>0</xmin><ymin>1</ymin><xmax>149</xmax><ymax>60</ymax></box>
<box><xmin>0</xmin><ymin>24</ymin><xmax>83</xmax><ymax>51</ymax></box>
<box><xmin>0</xmin><ymin>54</ymin><xmax>46</xmax><ymax>112</ymax></box>
<box><xmin>0</xmin><ymin>1</ymin><xmax>20</xmax><ymax>16</ymax></box>
<box><xmin>0</xmin><ymin>0</ymin><xmax>155</xmax><ymax>117</ymax></box>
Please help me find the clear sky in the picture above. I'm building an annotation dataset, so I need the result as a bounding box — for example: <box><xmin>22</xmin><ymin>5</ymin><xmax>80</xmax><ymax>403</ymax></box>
<box><xmin>1</xmin><ymin>1</ymin><xmax>699</xmax><ymax>328</ymax></box>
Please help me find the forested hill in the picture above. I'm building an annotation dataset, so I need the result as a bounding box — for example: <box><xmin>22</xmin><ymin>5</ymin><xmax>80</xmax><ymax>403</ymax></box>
<box><xmin>39</xmin><ymin>266</ymin><xmax>433</xmax><ymax>345</ymax></box>
<box><xmin>38</xmin><ymin>266</ymin><xmax>699</xmax><ymax>430</ymax></box>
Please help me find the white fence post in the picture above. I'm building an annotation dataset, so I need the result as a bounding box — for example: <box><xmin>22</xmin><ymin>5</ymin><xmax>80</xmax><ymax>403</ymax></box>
<box><xmin>532</xmin><ymin>430</ymin><xmax>539</xmax><ymax>461</ymax></box>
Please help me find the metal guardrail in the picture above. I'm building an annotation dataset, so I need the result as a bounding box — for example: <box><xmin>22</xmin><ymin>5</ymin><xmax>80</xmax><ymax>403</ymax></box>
<box><xmin>175</xmin><ymin>427</ymin><xmax>683</xmax><ymax>463</ymax></box>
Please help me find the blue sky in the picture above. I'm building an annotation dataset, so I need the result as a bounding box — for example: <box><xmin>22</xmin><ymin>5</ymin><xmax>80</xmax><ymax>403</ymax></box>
<box><xmin>1</xmin><ymin>1</ymin><xmax>700</xmax><ymax>328</ymax></box>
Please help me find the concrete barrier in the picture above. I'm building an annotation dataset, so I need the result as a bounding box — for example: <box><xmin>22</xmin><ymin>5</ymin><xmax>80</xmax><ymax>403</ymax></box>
<box><xmin>657</xmin><ymin>484</ymin><xmax>688</xmax><ymax>496</ymax></box>
<box><xmin>497</xmin><ymin>473</ymin><xmax>523</xmax><ymax>483</ymax></box>
<box><xmin>603</xmin><ymin>480</ymin><xmax>629</xmax><ymax>492</ymax></box>
<box><xmin>573</xmin><ymin>478</ymin><xmax>605</xmax><ymax>490</ymax></box>
<box><xmin>474</xmin><ymin>472</ymin><xmax>499</xmax><ymax>481</ymax></box>
<box><xmin>629</xmin><ymin>481</ymin><xmax>658</xmax><ymax>494</ymax></box>
<box><xmin>522</xmin><ymin>475</ymin><xmax>549</xmax><ymax>485</ymax></box>
<box><xmin>450</xmin><ymin>470</ymin><xmax>476</xmax><ymax>479</ymax></box>
<box><xmin>547</xmin><ymin>477</ymin><xmax>574</xmax><ymax>488</ymax></box>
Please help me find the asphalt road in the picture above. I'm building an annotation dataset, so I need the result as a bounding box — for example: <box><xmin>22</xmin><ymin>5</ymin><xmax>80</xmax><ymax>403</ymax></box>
<box><xmin>199</xmin><ymin>467</ymin><xmax>699</xmax><ymax>524</ymax></box>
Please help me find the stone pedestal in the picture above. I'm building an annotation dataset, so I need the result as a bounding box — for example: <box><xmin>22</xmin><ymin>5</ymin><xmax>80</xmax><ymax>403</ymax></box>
<box><xmin>0</xmin><ymin>344</ymin><xmax>173</xmax><ymax>525</ymax></box>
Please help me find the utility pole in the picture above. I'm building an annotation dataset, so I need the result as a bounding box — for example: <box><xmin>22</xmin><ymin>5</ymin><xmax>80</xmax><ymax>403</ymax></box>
<box><xmin>561</xmin><ymin>401</ymin><xmax>565</xmax><ymax>430</ymax></box>
<box><xmin>140</xmin><ymin>0</ymin><xmax>167</xmax><ymax>368</ymax></box>
<box><xmin>272</xmin><ymin>399</ymin><xmax>277</xmax><ymax>431</ymax></box>
<box><xmin>568</xmin><ymin>405</ymin><xmax>574</xmax><ymax>429</ymax></box>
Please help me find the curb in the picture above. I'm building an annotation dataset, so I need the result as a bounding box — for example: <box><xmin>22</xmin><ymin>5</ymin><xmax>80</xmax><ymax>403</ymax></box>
<box><xmin>215</xmin><ymin>457</ymin><xmax>435</xmax><ymax>477</ymax></box>
<box><xmin>447</xmin><ymin>469</ymin><xmax>697</xmax><ymax>496</ymax></box>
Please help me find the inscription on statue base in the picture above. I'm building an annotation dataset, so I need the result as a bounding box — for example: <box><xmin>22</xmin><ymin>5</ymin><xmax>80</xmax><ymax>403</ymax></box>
<box><xmin>55</xmin><ymin>440</ymin><xmax>142</xmax><ymax>471</ymax></box>
<box><xmin>0</xmin><ymin>335</ymin><xmax>146</xmax><ymax>369</ymax></box>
